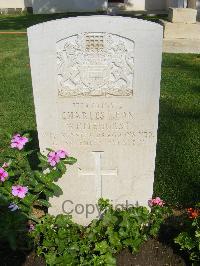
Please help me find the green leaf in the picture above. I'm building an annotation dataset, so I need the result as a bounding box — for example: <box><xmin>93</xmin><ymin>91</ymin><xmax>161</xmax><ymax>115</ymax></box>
<box><xmin>95</xmin><ymin>241</ymin><xmax>110</xmax><ymax>255</ymax></box>
<box><xmin>64</xmin><ymin>157</ymin><xmax>77</xmax><ymax>165</ymax></box>
<box><xmin>3</xmin><ymin>180</ymin><xmax>12</xmax><ymax>191</ymax></box>
<box><xmin>34</xmin><ymin>183</ymin><xmax>45</xmax><ymax>192</ymax></box>
<box><xmin>104</xmin><ymin>253</ymin><xmax>116</xmax><ymax>265</ymax></box>
<box><xmin>28</xmin><ymin>178</ymin><xmax>39</xmax><ymax>188</ymax></box>
<box><xmin>45</xmin><ymin>253</ymin><xmax>57</xmax><ymax>266</ymax></box>
<box><xmin>21</xmin><ymin>193</ymin><xmax>38</xmax><ymax>207</ymax></box>
<box><xmin>62</xmin><ymin>251</ymin><xmax>76</xmax><ymax>264</ymax></box>
<box><xmin>35</xmin><ymin>171</ymin><xmax>46</xmax><ymax>184</ymax></box>
<box><xmin>36</xmin><ymin>199</ymin><xmax>51</xmax><ymax>207</ymax></box>
<box><xmin>38</xmin><ymin>153</ymin><xmax>47</xmax><ymax>162</ymax></box>
<box><xmin>8</xmin><ymin>170</ymin><xmax>15</xmax><ymax>177</ymax></box>
<box><xmin>46</xmin><ymin>169</ymin><xmax>62</xmax><ymax>182</ymax></box>
<box><xmin>108</xmin><ymin>232</ymin><xmax>122</xmax><ymax>250</ymax></box>
<box><xmin>43</xmin><ymin>189</ymin><xmax>54</xmax><ymax>198</ymax></box>
<box><xmin>56</xmin><ymin>161</ymin><xmax>66</xmax><ymax>173</ymax></box>
<box><xmin>55</xmin><ymin>214</ymin><xmax>73</xmax><ymax>227</ymax></box>
<box><xmin>28</xmin><ymin>214</ymin><xmax>40</xmax><ymax>223</ymax></box>
<box><xmin>0</xmin><ymin>187</ymin><xmax>11</xmax><ymax>196</ymax></box>
<box><xmin>47</xmin><ymin>183</ymin><xmax>63</xmax><ymax>196</ymax></box>
<box><xmin>23</xmin><ymin>150</ymin><xmax>36</xmax><ymax>156</ymax></box>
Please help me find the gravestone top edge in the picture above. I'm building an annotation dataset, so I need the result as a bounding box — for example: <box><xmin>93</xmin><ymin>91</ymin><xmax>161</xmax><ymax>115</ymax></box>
<box><xmin>27</xmin><ymin>15</ymin><xmax>163</xmax><ymax>33</ymax></box>
<box><xmin>168</xmin><ymin>7</ymin><xmax>197</xmax><ymax>12</ymax></box>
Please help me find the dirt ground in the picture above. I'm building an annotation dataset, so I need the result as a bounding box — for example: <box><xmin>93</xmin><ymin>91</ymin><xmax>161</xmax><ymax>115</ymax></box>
<box><xmin>117</xmin><ymin>239</ymin><xmax>189</xmax><ymax>266</ymax></box>
<box><xmin>0</xmin><ymin>237</ymin><xmax>190</xmax><ymax>266</ymax></box>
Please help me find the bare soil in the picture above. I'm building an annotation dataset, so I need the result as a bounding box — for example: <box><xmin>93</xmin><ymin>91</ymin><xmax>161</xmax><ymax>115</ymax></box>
<box><xmin>117</xmin><ymin>239</ymin><xmax>188</xmax><ymax>266</ymax></box>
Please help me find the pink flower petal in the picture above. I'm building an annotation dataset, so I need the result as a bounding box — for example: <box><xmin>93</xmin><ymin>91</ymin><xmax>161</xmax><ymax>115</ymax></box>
<box><xmin>57</xmin><ymin>150</ymin><xmax>66</xmax><ymax>159</ymax></box>
<box><xmin>11</xmin><ymin>134</ymin><xmax>29</xmax><ymax>150</ymax></box>
<box><xmin>0</xmin><ymin>168</ymin><xmax>8</xmax><ymax>182</ymax></box>
<box><xmin>12</xmin><ymin>185</ymin><xmax>28</xmax><ymax>198</ymax></box>
<box><xmin>50</xmin><ymin>160</ymin><xmax>57</xmax><ymax>167</ymax></box>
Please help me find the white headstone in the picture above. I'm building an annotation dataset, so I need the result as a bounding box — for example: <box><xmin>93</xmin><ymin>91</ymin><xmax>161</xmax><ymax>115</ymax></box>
<box><xmin>32</xmin><ymin>0</ymin><xmax>107</xmax><ymax>14</ymax></box>
<box><xmin>28</xmin><ymin>16</ymin><xmax>163</xmax><ymax>225</ymax></box>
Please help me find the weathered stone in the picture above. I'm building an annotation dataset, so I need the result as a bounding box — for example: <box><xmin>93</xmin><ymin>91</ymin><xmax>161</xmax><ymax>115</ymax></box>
<box><xmin>160</xmin><ymin>19</ymin><xmax>200</xmax><ymax>39</ymax></box>
<box><xmin>28</xmin><ymin>16</ymin><xmax>163</xmax><ymax>225</ymax></box>
<box><xmin>168</xmin><ymin>7</ymin><xmax>197</xmax><ymax>23</ymax></box>
<box><xmin>32</xmin><ymin>0</ymin><xmax>107</xmax><ymax>14</ymax></box>
<box><xmin>163</xmin><ymin>38</ymin><xmax>200</xmax><ymax>53</ymax></box>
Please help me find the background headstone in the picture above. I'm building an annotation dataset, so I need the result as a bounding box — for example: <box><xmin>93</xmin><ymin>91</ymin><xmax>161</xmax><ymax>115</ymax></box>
<box><xmin>32</xmin><ymin>0</ymin><xmax>108</xmax><ymax>14</ymax></box>
<box><xmin>28</xmin><ymin>16</ymin><xmax>163</xmax><ymax>225</ymax></box>
<box><xmin>168</xmin><ymin>7</ymin><xmax>197</xmax><ymax>23</ymax></box>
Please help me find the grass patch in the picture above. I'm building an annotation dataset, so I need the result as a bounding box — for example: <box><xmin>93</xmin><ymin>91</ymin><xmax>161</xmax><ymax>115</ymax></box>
<box><xmin>0</xmin><ymin>13</ymin><xmax>167</xmax><ymax>32</ymax></box>
<box><xmin>0</xmin><ymin>35</ymin><xmax>36</xmax><ymax>147</ymax></box>
<box><xmin>0</xmin><ymin>34</ymin><xmax>199</xmax><ymax>207</ymax></box>
<box><xmin>155</xmin><ymin>54</ymin><xmax>200</xmax><ymax>207</ymax></box>
<box><xmin>0</xmin><ymin>12</ymin><xmax>105</xmax><ymax>31</ymax></box>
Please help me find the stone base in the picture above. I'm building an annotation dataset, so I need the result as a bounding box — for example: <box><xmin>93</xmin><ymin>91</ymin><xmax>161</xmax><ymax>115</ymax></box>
<box><xmin>0</xmin><ymin>8</ymin><xmax>23</xmax><ymax>14</ymax></box>
<box><xmin>0</xmin><ymin>7</ymin><xmax>32</xmax><ymax>14</ymax></box>
<box><xmin>160</xmin><ymin>19</ymin><xmax>200</xmax><ymax>40</ymax></box>
<box><xmin>107</xmin><ymin>3</ymin><xmax>125</xmax><ymax>14</ymax></box>
<box><xmin>168</xmin><ymin>8</ymin><xmax>197</xmax><ymax>24</ymax></box>
<box><xmin>163</xmin><ymin>39</ymin><xmax>200</xmax><ymax>53</ymax></box>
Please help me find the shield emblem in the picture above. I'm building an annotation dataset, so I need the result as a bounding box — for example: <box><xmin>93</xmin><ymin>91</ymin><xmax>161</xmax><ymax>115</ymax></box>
<box><xmin>79</xmin><ymin>64</ymin><xmax>110</xmax><ymax>89</ymax></box>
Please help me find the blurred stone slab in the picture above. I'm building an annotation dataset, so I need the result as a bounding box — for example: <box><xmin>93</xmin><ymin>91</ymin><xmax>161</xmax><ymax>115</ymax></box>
<box><xmin>160</xmin><ymin>20</ymin><xmax>200</xmax><ymax>39</ymax></box>
<box><xmin>163</xmin><ymin>38</ymin><xmax>200</xmax><ymax>53</ymax></box>
<box><xmin>168</xmin><ymin>8</ymin><xmax>197</xmax><ymax>23</ymax></box>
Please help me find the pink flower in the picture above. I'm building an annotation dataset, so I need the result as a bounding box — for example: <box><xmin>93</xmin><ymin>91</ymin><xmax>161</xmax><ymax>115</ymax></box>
<box><xmin>48</xmin><ymin>151</ymin><xmax>60</xmax><ymax>167</ymax></box>
<box><xmin>11</xmin><ymin>134</ymin><xmax>29</xmax><ymax>150</ymax></box>
<box><xmin>12</xmin><ymin>185</ymin><xmax>28</xmax><ymax>199</ymax></box>
<box><xmin>28</xmin><ymin>224</ymin><xmax>35</xmax><ymax>232</ymax></box>
<box><xmin>57</xmin><ymin>149</ymin><xmax>70</xmax><ymax>159</ymax></box>
<box><xmin>0</xmin><ymin>167</ymin><xmax>8</xmax><ymax>182</ymax></box>
<box><xmin>148</xmin><ymin>197</ymin><xmax>164</xmax><ymax>207</ymax></box>
<box><xmin>48</xmin><ymin>149</ymin><xmax>69</xmax><ymax>166</ymax></box>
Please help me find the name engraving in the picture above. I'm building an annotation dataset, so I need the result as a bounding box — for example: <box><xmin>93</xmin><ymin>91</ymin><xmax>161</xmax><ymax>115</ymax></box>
<box><xmin>54</xmin><ymin>102</ymin><xmax>155</xmax><ymax>146</ymax></box>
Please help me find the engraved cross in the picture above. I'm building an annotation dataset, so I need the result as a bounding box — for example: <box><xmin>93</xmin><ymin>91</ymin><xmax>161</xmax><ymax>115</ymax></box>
<box><xmin>78</xmin><ymin>152</ymin><xmax>118</xmax><ymax>201</ymax></box>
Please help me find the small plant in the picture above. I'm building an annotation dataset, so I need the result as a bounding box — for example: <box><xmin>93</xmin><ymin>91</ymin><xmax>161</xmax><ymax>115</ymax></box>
<box><xmin>0</xmin><ymin>132</ymin><xmax>77</xmax><ymax>250</ymax></box>
<box><xmin>175</xmin><ymin>204</ymin><xmax>200</xmax><ymax>265</ymax></box>
<box><xmin>0</xmin><ymin>131</ymin><xmax>172</xmax><ymax>264</ymax></box>
<box><xmin>32</xmin><ymin>197</ymin><xmax>171</xmax><ymax>265</ymax></box>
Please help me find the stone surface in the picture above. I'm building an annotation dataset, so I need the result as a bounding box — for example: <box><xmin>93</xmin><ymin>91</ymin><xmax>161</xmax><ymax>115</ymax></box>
<box><xmin>0</xmin><ymin>0</ymin><xmax>31</xmax><ymax>9</ymax></box>
<box><xmin>160</xmin><ymin>19</ymin><xmax>200</xmax><ymax>39</ymax></box>
<box><xmin>166</xmin><ymin>0</ymin><xmax>184</xmax><ymax>9</ymax></box>
<box><xmin>163</xmin><ymin>38</ymin><xmax>200</xmax><ymax>53</ymax></box>
<box><xmin>28</xmin><ymin>16</ymin><xmax>163</xmax><ymax>225</ymax></box>
<box><xmin>188</xmin><ymin>0</ymin><xmax>197</xmax><ymax>9</ymax></box>
<box><xmin>168</xmin><ymin>8</ymin><xmax>197</xmax><ymax>23</ymax></box>
<box><xmin>32</xmin><ymin>0</ymin><xmax>107</xmax><ymax>14</ymax></box>
<box><xmin>110</xmin><ymin>0</ymin><xmax>166</xmax><ymax>12</ymax></box>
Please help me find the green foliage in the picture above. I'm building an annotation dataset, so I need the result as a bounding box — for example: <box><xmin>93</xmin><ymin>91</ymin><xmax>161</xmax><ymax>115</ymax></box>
<box><xmin>155</xmin><ymin>54</ymin><xmax>200</xmax><ymax>207</ymax></box>
<box><xmin>0</xmin><ymin>132</ymin><xmax>77</xmax><ymax>250</ymax></box>
<box><xmin>33</xmin><ymin>199</ymin><xmax>171</xmax><ymax>265</ymax></box>
<box><xmin>175</xmin><ymin>206</ymin><xmax>200</xmax><ymax>265</ymax></box>
<box><xmin>0</xmin><ymin>30</ymin><xmax>200</xmax><ymax>208</ymax></box>
<box><xmin>0</xmin><ymin>205</ymin><xmax>29</xmax><ymax>250</ymax></box>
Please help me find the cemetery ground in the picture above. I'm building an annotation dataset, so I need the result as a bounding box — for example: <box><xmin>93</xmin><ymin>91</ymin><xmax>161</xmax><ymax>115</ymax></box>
<box><xmin>0</xmin><ymin>13</ymin><xmax>168</xmax><ymax>32</ymax></box>
<box><xmin>0</xmin><ymin>15</ymin><xmax>200</xmax><ymax>266</ymax></box>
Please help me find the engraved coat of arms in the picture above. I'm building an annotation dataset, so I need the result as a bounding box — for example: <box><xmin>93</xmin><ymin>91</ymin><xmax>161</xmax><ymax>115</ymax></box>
<box><xmin>57</xmin><ymin>33</ymin><xmax>134</xmax><ymax>97</ymax></box>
